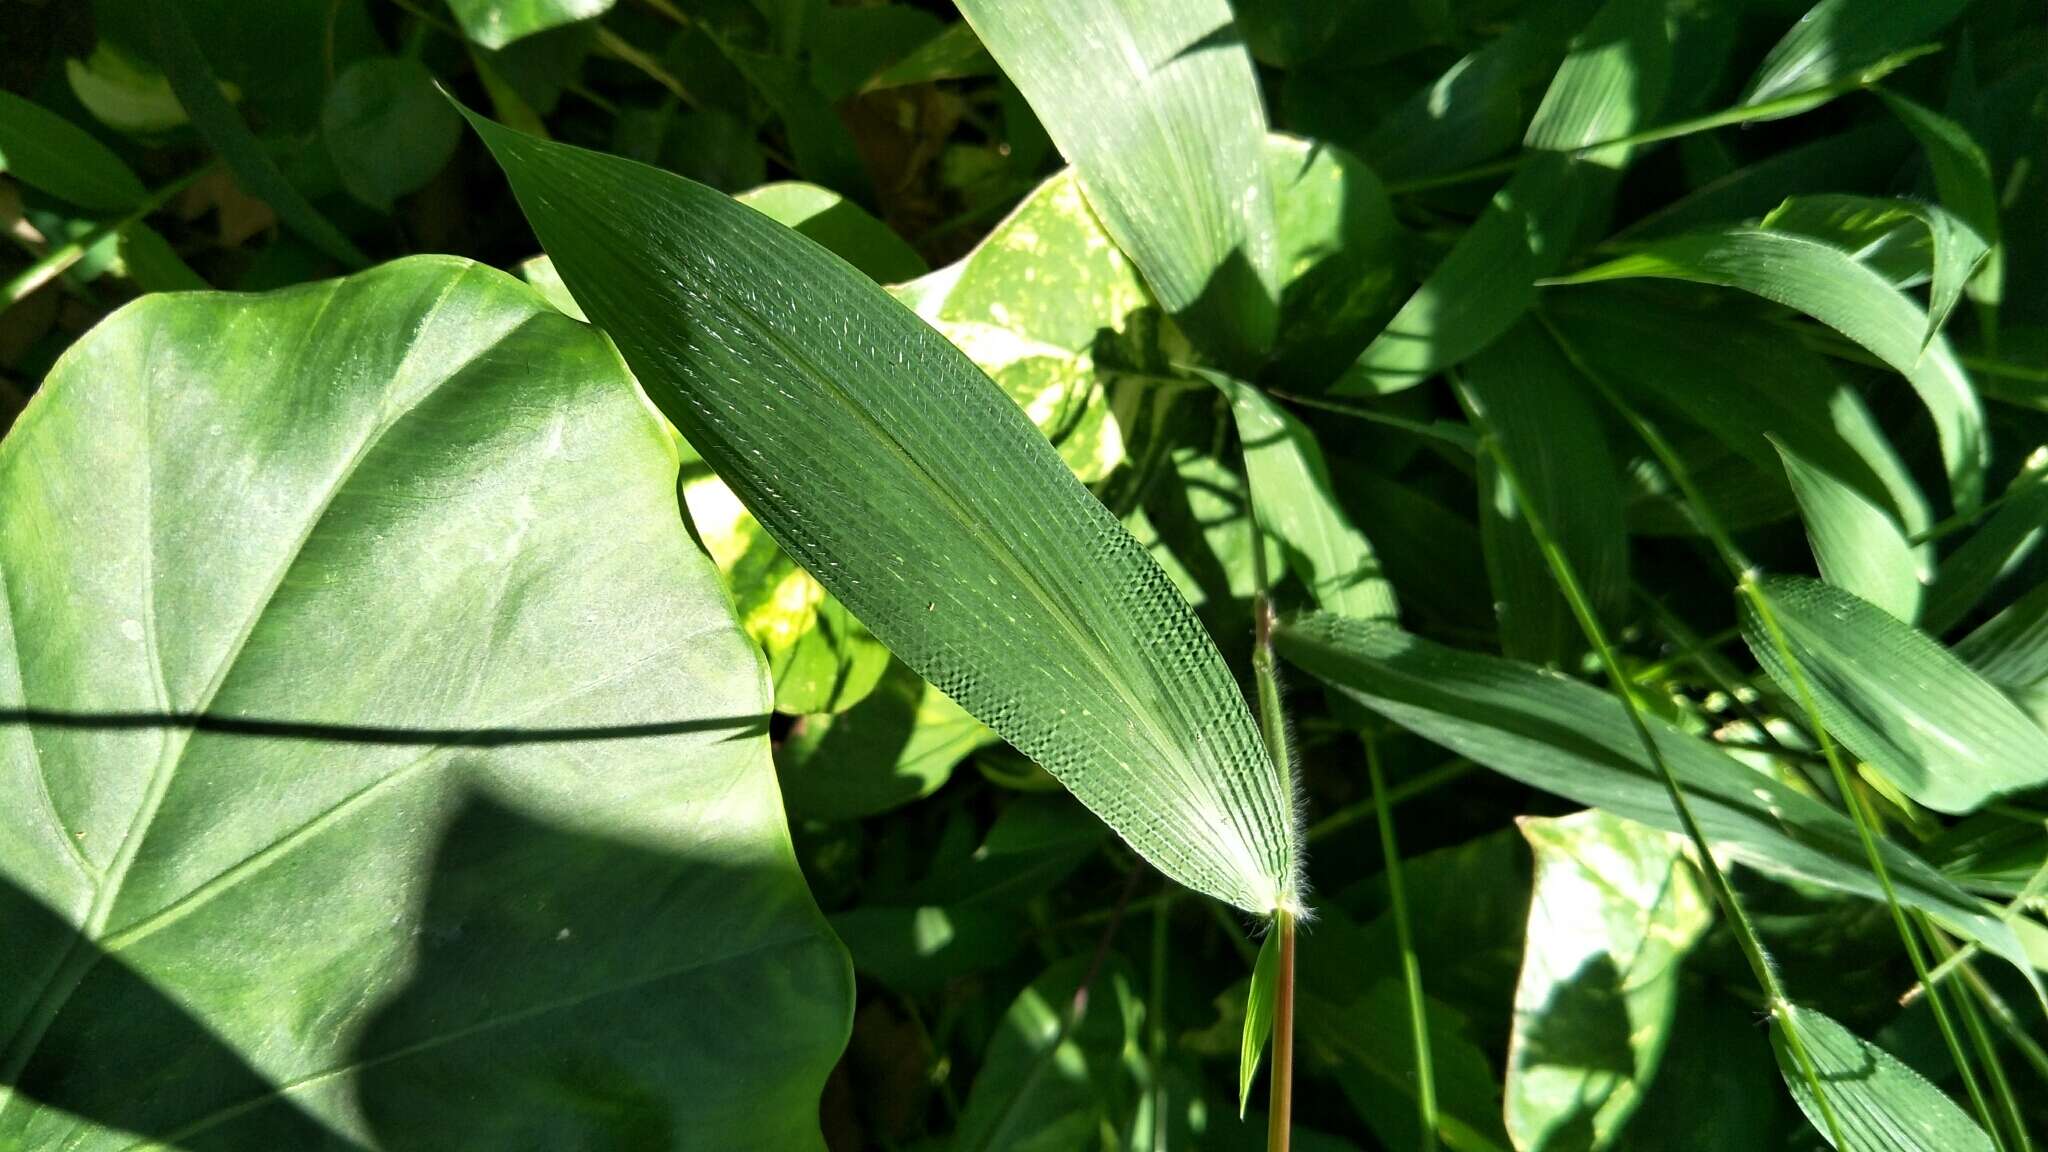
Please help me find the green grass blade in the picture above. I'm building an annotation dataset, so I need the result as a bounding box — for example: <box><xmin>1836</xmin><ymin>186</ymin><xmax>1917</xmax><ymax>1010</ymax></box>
<box><xmin>0</xmin><ymin>91</ymin><xmax>147</xmax><ymax>212</ymax></box>
<box><xmin>1273</xmin><ymin>614</ymin><xmax>2033</xmax><ymax>976</ymax></box>
<box><xmin>1772</xmin><ymin>436</ymin><xmax>1925</xmax><ymax>622</ymax></box>
<box><xmin>464</xmin><ymin>107</ymin><xmax>1301</xmax><ymax>916</ymax></box>
<box><xmin>1742</xmin><ymin>0</ymin><xmax>1969</xmax><ymax>116</ymax></box>
<box><xmin>1740</xmin><ymin>576</ymin><xmax>2048</xmax><ymax>814</ymax></box>
<box><xmin>1774</xmin><ymin>1004</ymin><xmax>1997</xmax><ymax>1152</ymax></box>
<box><xmin>1549</xmin><ymin>228</ymin><xmax>1988</xmax><ymax>511</ymax></box>
<box><xmin>952</xmin><ymin>0</ymin><xmax>1280</xmax><ymax>367</ymax></box>
<box><xmin>1212</xmin><ymin>373</ymin><xmax>1398</xmax><ymax>621</ymax></box>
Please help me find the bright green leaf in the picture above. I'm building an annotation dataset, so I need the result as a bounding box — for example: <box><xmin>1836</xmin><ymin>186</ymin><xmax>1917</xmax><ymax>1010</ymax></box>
<box><xmin>953</xmin><ymin>0</ymin><xmax>1281</xmax><ymax>367</ymax></box>
<box><xmin>1763</xmin><ymin>193</ymin><xmax>1988</xmax><ymax>346</ymax></box>
<box><xmin>776</xmin><ymin>660</ymin><xmax>995</xmax><ymax>821</ymax></box>
<box><xmin>1264</xmin><ymin>133</ymin><xmax>1404</xmax><ymax>385</ymax></box>
<box><xmin>1506</xmin><ymin>810</ymin><xmax>1710</xmax><ymax>1152</ymax></box>
<box><xmin>1240</xmin><ymin>928</ymin><xmax>1280</xmax><ymax>1118</ymax></box>
<box><xmin>1742</xmin><ymin>575</ymin><xmax>2048</xmax><ymax>814</ymax></box>
<box><xmin>65</xmin><ymin>44</ymin><xmax>188</xmax><ymax>134</ymax></box>
<box><xmin>1881</xmin><ymin>90</ymin><xmax>2003</xmax><ymax>309</ymax></box>
<box><xmin>1772</xmin><ymin>437</ymin><xmax>1924</xmax><ymax>621</ymax></box>
<box><xmin>737</xmin><ymin>181</ymin><xmax>926</xmax><ymax>284</ymax></box>
<box><xmin>956</xmin><ymin>956</ymin><xmax>1141</xmax><ymax>1152</ymax></box>
<box><xmin>468</xmin><ymin>111</ymin><xmax>1301</xmax><ymax>916</ymax></box>
<box><xmin>1741</xmin><ymin>0</ymin><xmax>1968</xmax><ymax>117</ymax></box>
<box><xmin>0</xmin><ymin>256</ymin><xmax>850</xmax><ymax>1149</ymax></box>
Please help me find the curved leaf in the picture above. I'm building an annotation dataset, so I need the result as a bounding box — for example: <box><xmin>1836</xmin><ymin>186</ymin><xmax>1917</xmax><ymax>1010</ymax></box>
<box><xmin>1742</xmin><ymin>575</ymin><xmax>2048</xmax><ymax>814</ymax></box>
<box><xmin>1273</xmin><ymin>612</ymin><xmax>2029</xmax><ymax>975</ymax></box>
<box><xmin>953</xmin><ymin>0</ymin><xmax>1281</xmax><ymax>366</ymax></box>
<box><xmin>468</xmin><ymin>112</ymin><xmax>1301</xmax><ymax>915</ymax></box>
<box><xmin>1762</xmin><ymin>193</ymin><xmax>1988</xmax><ymax>347</ymax></box>
<box><xmin>448</xmin><ymin>0</ymin><xmax>613</xmax><ymax>50</ymax></box>
<box><xmin>0</xmin><ymin>256</ymin><xmax>850</xmax><ymax>1149</ymax></box>
<box><xmin>1550</xmin><ymin>228</ymin><xmax>1988</xmax><ymax>510</ymax></box>
<box><xmin>1773</xmin><ymin>437</ymin><xmax>1924</xmax><ymax>621</ymax></box>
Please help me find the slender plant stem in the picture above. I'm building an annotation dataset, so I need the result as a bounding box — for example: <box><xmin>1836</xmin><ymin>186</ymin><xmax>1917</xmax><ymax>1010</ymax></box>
<box><xmin>1542</xmin><ymin>318</ymin><xmax>2007</xmax><ymax>1142</ymax></box>
<box><xmin>1366</xmin><ymin>732</ymin><xmax>1439</xmax><ymax>1152</ymax></box>
<box><xmin>3</xmin><ymin>164</ymin><xmax>214</xmax><ymax>308</ymax></box>
<box><xmin>1455</xmin><ymin>375</ymin><xmax>1850</xmax><ymax>1148</ymax></box>
<box><xmin>1266</xmin><ymin>390</ymin><xmax>1479</xmax><ymax>454</ymax></box>
<box><xmin>1538</xmin><ymin>324</ymin><xmax>2023</xmax><ymax>1144</ymax></box>
<box><xmin>1933</xmin><ymin>928</ymin><xmax>2034</xmax><ymax>1152</ymax></box>
<box><xmin>1267</xmin><ymin>907</ymin><xmax>1296</xmax><ymax>1152</ymax></box>
<box><xmin>1308</xmin><ymin>758</ymin><xmax>1475</xmax><ymax>843</ymax></box>
<box><xmin>1149</xmin><ymin>894</ymin><xmax>1174</xmax><ymax>1152</ymax></box>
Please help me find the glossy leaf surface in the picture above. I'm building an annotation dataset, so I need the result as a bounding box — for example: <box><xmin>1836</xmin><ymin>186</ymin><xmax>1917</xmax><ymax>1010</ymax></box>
<box><xmin>0</xmin><ymin>256</ymin><xmax>850</xmax><ymax>1149</ymax></box>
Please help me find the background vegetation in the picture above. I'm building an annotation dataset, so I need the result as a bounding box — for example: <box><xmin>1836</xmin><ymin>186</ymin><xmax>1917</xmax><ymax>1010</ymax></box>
<box><xmin>2</xmin><ymin>0</ymin><xmax>2046</xmax><ymax>1150</ymax></box>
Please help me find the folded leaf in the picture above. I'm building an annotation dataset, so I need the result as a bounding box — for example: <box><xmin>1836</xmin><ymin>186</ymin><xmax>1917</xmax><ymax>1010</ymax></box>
<box><xmin>1274</xmin><ymin>612</ymin><xmax>2028</xmax><ymax>973</ymax></box>
<box><xmin>954</xmin><ymin>0</ymin><xmax>1280</xmax><ymax>367</ymax></box>
<box><xmin>1506</xmin><ymin>810</ymin><xmax>1710</xmax><ymax>1152</ymax></box>
<box><xmin>1240</xmin><ymin>928</ymin><xmax>1280</xmax><ymax>1118</ymax></box>
<box><xmin>1742</xmin><ymin>575</ymin><xmax>2048</xmax><ymax>814</ymax></box>
<box><xmin>1549</xmin><ymin>228</ymin><xmax>1988</xmax><ymax>511</ymax></box>
<box><xmin>467</xmin><ymin>111</ymin><xmax>1301</xmax><ymax>915</ymax></box>
<box><xmin>1772</xmin><ymin>437</ymin><xmax>1923</xmax><ymax>621</ymax></box>
<box><xmin>1762</xmin><ymin>193</ymin><xmax>1988</xmax><ymax>347</ymax></box>
<box><xmin>1773</xmin><ymin>1004</ymin><xmax>1995</xmax><ymax>1152</ymax></box>
<box><xmin>1881</xmin><ymin>91</ymin><xmax>2002</xmax><ymax>310</ymax></box>
<box><xmin>0</xmin><ymin>256</ymin><xmax>848</xmax><ymax>1148</ymax></box>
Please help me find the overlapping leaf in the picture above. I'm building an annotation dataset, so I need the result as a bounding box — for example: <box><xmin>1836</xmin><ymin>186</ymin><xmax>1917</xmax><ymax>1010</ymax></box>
<box><xmin>953</xmin><ymin>0</ymin><xmax>1281</xmax><ymax>366</ymax></box>
<box><xmin>469</xmin><ymin>112</ymin><xmax>1300</xmax><ymax>915</ymax></box>
<box><xmin>1773</xmin><ymin>438</ymin><xmax>1923</xmax><ymax>622</ymax></box>
<box><xmin>1273</xmin><ymin>612</ymin><xmax>2029</xmax><ymax>973</ymax></box>
<box><xmin>1506</xmin><ymin>811</ymin><xmax>1710</xmax><ymax>1152</ymax></box>
<box><xmin>1550</xmin><ymin>228</ymin><xmax>1988</xmax><ymax>510</ymax></box>
<box><xmin>0</xmin><ymin>256</ymin><xmax>849</xmax><ymax>1149</ymax></box>
<box><xmin>1773</xmin><ymin>1004</ymin><xmax>1995</xmax><ymax>1152</ymax></box>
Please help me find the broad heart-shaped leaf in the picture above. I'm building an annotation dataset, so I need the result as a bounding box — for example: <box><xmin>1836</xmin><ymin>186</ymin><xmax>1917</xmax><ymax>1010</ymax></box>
<box><xmin>0</xmin><ymin>256</ymin><xmax>851</xmax><ymax>1149</ymax></box>
<box><xmin>1272</xmin><ymin>613</ymin><xmax>2032</xmax><ymax>976</ymax></box>
<box><xmin>0</xmin><ymin>91</ymin><xmax>147</xmax><ymax>212</ymax></box>
<box><xmin>1548</xmin><ymin>228</ymin><xmax>1988</xmax><ymax>512</ymax></box>
<box><xmin>1742</xmin><ymin>576</ymin><xmax>2048</xmax><ymax>814</ymax></box>
<box><xmin>952</xmin><ymin>0</ymin><xmax>1281</xmax><ymax>368</ymax></box>
<box><xmin>1772</xmin><ymin>437</ymin><xmax>1924</xmax><ymax>622</ymax></box>
<box><xmin>1772</xmin><ymin>1004</ymin><xmax>1995</xmax><ymax>1152</ymax></box>
<box><xmin>1209</xmin><ymin>373</ymin><xmax>1397</xmax><ymax>621</ymax></box>
<box><xmin>447</xmin><ymin>0</ymin><xmax>612</xmax><ymax>49</ymax></box>
<box><xmin>1506</xmin><ymin>811</ymin><xmax>1710</xmax><ymax>1152</ymax></box>
<box><xmin>468</xmin><ymin>114</ymin><xmax>1301</xmax><ymax>916</ymax></box>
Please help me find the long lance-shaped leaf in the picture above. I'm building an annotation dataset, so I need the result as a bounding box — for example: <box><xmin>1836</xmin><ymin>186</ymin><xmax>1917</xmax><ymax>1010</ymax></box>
<box><xmin>1774</xmin><ymin>1004</ymin><xmax>1997</xmax><ymax>1152</ymax></box>
<box><xmin>464</xmin><ymin>109</ymin><xmax>1300</xmax><ymax>916</ymax></box>
<box><xmin>1273</xmin><ymin>612</ymin><xmax>2031</xmax><ymax>975</ymax></box>
<box><xmin>1741</xmin><ymin>0</ymin><xmax>1970</xmax><ymax>118</ymax></box>
<box><xmin>951</xmin><ymin>0</ymin><xmax>1280</xmax><ymax>368</ymax></box>
<box><xmin>1547</xmin><ymin>227</ymin><xmax>1988</xmax><ymax>511</ymax></box>
<box><xmin>1772</xmin><ymin>436</ymin><xmax>1924</xmax><ymax>622</ymax></box>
